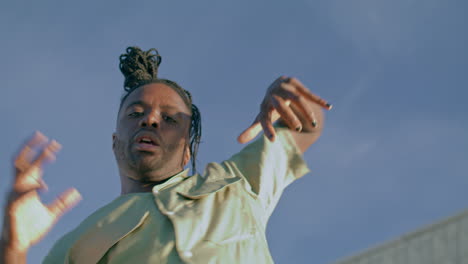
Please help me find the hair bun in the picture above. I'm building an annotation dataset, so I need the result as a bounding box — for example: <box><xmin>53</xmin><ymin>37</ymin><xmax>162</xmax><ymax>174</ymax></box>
<box><xmin>119</xmin><ymin>46</ymin><xmax>162</xmax><ymax>92</ymax></box>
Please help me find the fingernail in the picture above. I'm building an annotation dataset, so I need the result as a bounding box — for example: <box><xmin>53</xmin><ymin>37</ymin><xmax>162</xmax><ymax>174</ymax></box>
<box><xmin>34</xmin><ymin>131</ymin><xmax>46</xmax><ymax>139</ymax></box>
<box><xmin>50</xmin><ymin>140</ymin><xmax>62</xmax><ymax>151</ymax></box>
<box><xmin>326</xmin><ymin>103</ymin><xmax>333</xmax><ymax>110</ymax></box>
<box><xmin>295</xmin><ymin>125</ymin><xmax>302</xmax><ymax>132</ymax></box>
<box><xmin>312</xmin><ymin>121</ymin><xmax>317</xmax><ymax>127</ymax></box>
<box><xmin>71</xmin><ymin>189</ymin><xmax>83</xmax><ymax>202</ymax></box>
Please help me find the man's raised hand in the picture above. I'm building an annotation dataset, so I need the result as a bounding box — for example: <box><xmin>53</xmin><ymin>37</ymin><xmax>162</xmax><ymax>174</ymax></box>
<box><xmin>1</xmin><ymin>132</ymin><xmax>81</xmax><ymax>258</ymax></box>
<box><xmin>237</xmin><ymin>76</ymin><xmax>332</xmax><ymax>144</ymax></box>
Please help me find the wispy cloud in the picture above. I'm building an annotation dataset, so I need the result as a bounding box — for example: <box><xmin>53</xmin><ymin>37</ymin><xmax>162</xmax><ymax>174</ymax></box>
<box><xmin>341</xmin><ymin>138</ymin><xmax>378</xmax><ymax>167</ymax></box>
<box><xmin>320</xmin><ymin>0</ymin><xmax>438</xmax><ymax>57</ymax></box>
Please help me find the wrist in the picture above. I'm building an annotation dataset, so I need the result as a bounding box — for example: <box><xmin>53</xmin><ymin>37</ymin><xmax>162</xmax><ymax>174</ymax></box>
<box><xmin>1</xmin><ymin>238</ymin><xmax>27</xmax><ymax>264</ymax></box>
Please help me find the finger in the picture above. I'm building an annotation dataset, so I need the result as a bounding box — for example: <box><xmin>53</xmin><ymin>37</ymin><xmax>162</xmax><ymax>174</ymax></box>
<box><xmin>271</xmin><ymin>95</ymin><xmax>302</xmax><ymax>132</ymax></box>
<box><xmin>290</xmin><ymin>95</ymin><xmax>318</xmax><ymax>127</ymax></box>
<box><xmin>311</xmin><ymin>111</ymin><xmax>318</xmax><ymax>128</ymax></box>
<box><xmin>237</xmin><ymin>116</ymin><xmax>263</xmax><ymax>144</ymax></box>
<box><xmin>14</xmin><ymin>131</ymin><xmax>48</xmax><ymax>173</ymax></box>
<box><xmin>260</xmin><ymin>111</ymin><xmax>276</xmax><ymax>142</ymax></box>
<box><xmin>277</xmin><ymin>84</ymin><xmax>300</xmax><ymax>102</ymax></box>
<box><xmin>15</xmin><ymin>140</ymin><xmax>61</xmax><ymax>193</ymax></box>
<box><xmin>48</xmin><ymin>188</ymin><xmax>82</xmax><ymax>219</ymax></box>
<box><xmin>288</xmin><ymin>78</ymin><xmax>333</xmax><ymax>110</ymax></box>
<box><xmin>14</xmin><ymin>171</ymin><xmax>49</xmax><ymax>193</ymax></box>
<box><xmin>38</xmin><ymin>178</ymin><xmax>49</xmax><ymax>191</ymax></box>
<box><xmin>31</xmin><ymin>140</ymin><xmax>61</xmax><ymax>167</ymax></box>
<box><xmin>237</xmin><ymin>101</ymin><xmax>281</xmax><ymax>144</ymax></box>
<box><xmin>279</xmin><ymin>82</ymin><xmax>322</xmax><ymax>127</ymax></box>
<box><xmin>13</xmin><ymin>166</ymin><xmax>43</xmax><ymax>193</ymax></box>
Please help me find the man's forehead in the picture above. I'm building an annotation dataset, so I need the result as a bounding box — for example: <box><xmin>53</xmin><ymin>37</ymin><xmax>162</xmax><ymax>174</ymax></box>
<box><xmin>122</xmin><ymin>84</ymin><xmax>189</xmax><ymax>111</ymax></box>
<box><xmin>125</xmin><ymin>100</ymin><xmax>182</xmax><ymax>111</ymax></box>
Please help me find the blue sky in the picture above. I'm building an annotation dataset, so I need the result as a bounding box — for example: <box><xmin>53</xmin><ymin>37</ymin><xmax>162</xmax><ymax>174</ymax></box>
<box><xmin>1</xmin><ymin>0</ymin><xmax>467</xmax><ymax>263</ymax></box>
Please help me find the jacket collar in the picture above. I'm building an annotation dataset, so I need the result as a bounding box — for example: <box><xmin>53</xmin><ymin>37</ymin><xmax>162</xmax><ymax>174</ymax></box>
<box><xmin>66</xmin><ymin>194</ymin><xmax>151</xmax><ymax>264</ymax></box>
<box><xmin>154</xmin><ymin>166</ymin><xmax>242</xmax><ymax>212</ymax></box>
<box><xmin>66</xmin><ymin>168</ymin><xmax>242</xmax><ymax>263</ymax></box>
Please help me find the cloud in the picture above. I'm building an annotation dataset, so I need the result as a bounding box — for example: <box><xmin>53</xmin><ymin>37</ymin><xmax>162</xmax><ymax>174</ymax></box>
<box><xmin>341</xmin><ymin>138</ymin><xmax>378</xmax><ymax>167</ymax></box>
<box><xmin>320</xmin><ymin>0</ymin><xmax>438</xmax><ymax>57</ymax></box>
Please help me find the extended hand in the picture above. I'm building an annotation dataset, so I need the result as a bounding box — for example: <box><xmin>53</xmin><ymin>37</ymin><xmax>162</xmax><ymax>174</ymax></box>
<box><xmin>1</xmin><ymin>132</ymin><xmax>81</xmax><ymax>255</ymax></box>
<box><xmin>238</xmin><ymin>76</ymin><xmax>332</xmax><ymax>143</ymax></box>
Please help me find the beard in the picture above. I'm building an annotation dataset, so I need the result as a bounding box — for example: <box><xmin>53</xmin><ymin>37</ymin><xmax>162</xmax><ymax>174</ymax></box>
<box><xmin>113</xmin><ymin>137</ymin><xmax>164</xmax><ymax>181</ymax></box>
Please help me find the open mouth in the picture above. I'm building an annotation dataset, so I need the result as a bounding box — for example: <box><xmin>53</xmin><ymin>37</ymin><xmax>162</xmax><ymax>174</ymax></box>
<box><xmin>139</xmin><ymin>137</ymin><xmax>156</xmax><ymax>145</ymax></box>
<box><xmin>134</xmin><ymin>135</ymin><xmax>159</xmax><ymax>151</ymax></box>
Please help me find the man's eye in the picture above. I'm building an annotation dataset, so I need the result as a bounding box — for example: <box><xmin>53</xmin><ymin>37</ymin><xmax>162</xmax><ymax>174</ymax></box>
<box><xmin>163</xmin><ymin>115</ymin><xmax>177</xmax><ymax>123</ymax></box>
<box><xmin>128</xmin><ymin>112</ymin><xmax>143</xmax><ymax>117</ymax></box>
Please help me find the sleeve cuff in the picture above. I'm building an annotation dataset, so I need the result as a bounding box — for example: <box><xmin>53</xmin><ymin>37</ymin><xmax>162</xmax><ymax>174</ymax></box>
<box><xmin>276</xmin><ymin>127</ymin><xmax>311</xmax><ymax>182</ymax></box>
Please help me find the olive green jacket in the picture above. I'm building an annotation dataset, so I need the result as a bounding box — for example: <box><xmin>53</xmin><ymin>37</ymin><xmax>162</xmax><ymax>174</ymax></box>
<box><xmin>44</xmin><ymin>128</ymin><xmax>310</xmax><ymax>263</ymax></box>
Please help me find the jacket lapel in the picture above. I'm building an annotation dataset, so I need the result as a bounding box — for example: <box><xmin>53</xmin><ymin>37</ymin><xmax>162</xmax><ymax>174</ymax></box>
<box><xmin>155</xmin><ymin>168</ymin><xmax>242</xmax><ymax>213</ymax></box>
<box><xmin>177</xmin><ymin>177</ymin><xmax>241</xmax><ymax>199</ymax></box>
<box><xmin>67</xmin><ymin>196</ymin><xmax>151</xmax><ymax>264</ymax></box>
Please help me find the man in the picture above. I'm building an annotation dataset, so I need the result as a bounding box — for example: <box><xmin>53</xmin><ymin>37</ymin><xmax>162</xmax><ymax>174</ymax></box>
<box><xmin>1</xmin><ymin>47</ymin><xmax>331</xmax><ymax>263</ymax></box>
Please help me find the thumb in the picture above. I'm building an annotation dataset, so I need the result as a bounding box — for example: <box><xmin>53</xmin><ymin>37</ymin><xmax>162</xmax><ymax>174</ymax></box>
<box><xmin>237</xmin><ymin>119</ymin><xmax>262</xmax><ymax>144</ymax></box>
<box><xmin>48</xmin><ymin>188</ymin><xmax>82</xmax><ymax>219</ymax></box>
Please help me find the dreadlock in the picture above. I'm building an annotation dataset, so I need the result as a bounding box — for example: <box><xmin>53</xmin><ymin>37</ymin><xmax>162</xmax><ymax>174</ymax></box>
<box><xmin>118</xmin><ymin>46</ymin><xmax>202</xmax><ymax>173</ymax></box>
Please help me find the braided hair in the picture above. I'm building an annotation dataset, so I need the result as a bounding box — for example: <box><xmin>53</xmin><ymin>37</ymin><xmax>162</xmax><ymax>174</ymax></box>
<box><xmin>118</xmin><ymin>46</ymin><xmax>202</xmax><ymax>173</ymax></box>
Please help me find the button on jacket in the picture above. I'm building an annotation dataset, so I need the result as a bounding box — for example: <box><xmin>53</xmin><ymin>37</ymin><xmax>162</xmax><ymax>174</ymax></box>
<box><xmin>43</xmin><ymin>128</ymin><xmax>310</xmax><ymax>264</ymax></box>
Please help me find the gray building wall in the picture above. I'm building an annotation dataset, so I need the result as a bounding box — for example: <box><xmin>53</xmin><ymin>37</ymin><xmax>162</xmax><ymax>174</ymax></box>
<box><xmin>332</xmin><ymin>210</ymin><xmax>468</xmax><ymax>264</ymax></box>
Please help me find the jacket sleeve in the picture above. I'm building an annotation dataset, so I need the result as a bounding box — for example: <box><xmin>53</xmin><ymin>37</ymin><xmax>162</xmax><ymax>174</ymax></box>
<box><xmin>222</xmin><ymin>127</ymin><xmax>310</xmax><ymax>219</ymax></box>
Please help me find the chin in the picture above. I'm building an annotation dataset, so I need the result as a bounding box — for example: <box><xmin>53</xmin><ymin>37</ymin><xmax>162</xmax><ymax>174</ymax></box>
<box><xmin>127</xmin><ymin>165</ymin><xmax>159</xmax><ymax>182</ymax></box>
<box><xmin>135</xmin><ymin>158</ymin><xmax>160</xmax><ymax>172</ymax></box>
<box><xmin>131</xmin><ymin>149</ymin><xmax>160</xmax><ymax>165</ymax></box>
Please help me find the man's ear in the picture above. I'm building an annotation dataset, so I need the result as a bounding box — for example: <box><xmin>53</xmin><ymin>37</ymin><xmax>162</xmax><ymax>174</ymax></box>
<box><xmin>112</xmin><ymin>133</ymin><xmax>117</xmax><ymax>149</ymax></box>
<box><xmin>182</xmin><ymin>144</ymin><xmax>191</xmax><ymax>167</ymax></box>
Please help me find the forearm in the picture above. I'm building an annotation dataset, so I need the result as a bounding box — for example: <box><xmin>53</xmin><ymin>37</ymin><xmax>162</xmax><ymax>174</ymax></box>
<box><xmin>0</xmin><ymin>239</ymin><xmax>27</xmax><ymax>264</ymax></box>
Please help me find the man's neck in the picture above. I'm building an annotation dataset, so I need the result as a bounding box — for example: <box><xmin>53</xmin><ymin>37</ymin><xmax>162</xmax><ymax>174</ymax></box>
<box><xmin>119</xmin><ymin>169</ymin><xmax>184</xmax><ymax>195</ymax></box>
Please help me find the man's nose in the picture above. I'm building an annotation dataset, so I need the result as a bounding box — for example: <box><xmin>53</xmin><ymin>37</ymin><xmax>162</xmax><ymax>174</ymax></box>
<box><xmin>139</xmin><ymin>113</ymin><xmax>159</xmax><ymax>128</ymax></box>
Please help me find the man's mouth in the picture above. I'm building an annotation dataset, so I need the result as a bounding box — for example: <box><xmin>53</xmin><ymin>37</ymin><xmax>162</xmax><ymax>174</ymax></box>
<box><xmin>134</xmin><ymin>135</ymin><xmax>159</xmax><ymax>151</ymax></box>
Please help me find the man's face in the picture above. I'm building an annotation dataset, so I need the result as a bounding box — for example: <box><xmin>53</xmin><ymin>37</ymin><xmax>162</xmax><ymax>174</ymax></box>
<box><xmin>113</xmin><ymin>83</ymin><xmax>192</xmax><ymax>181</ymax></box>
